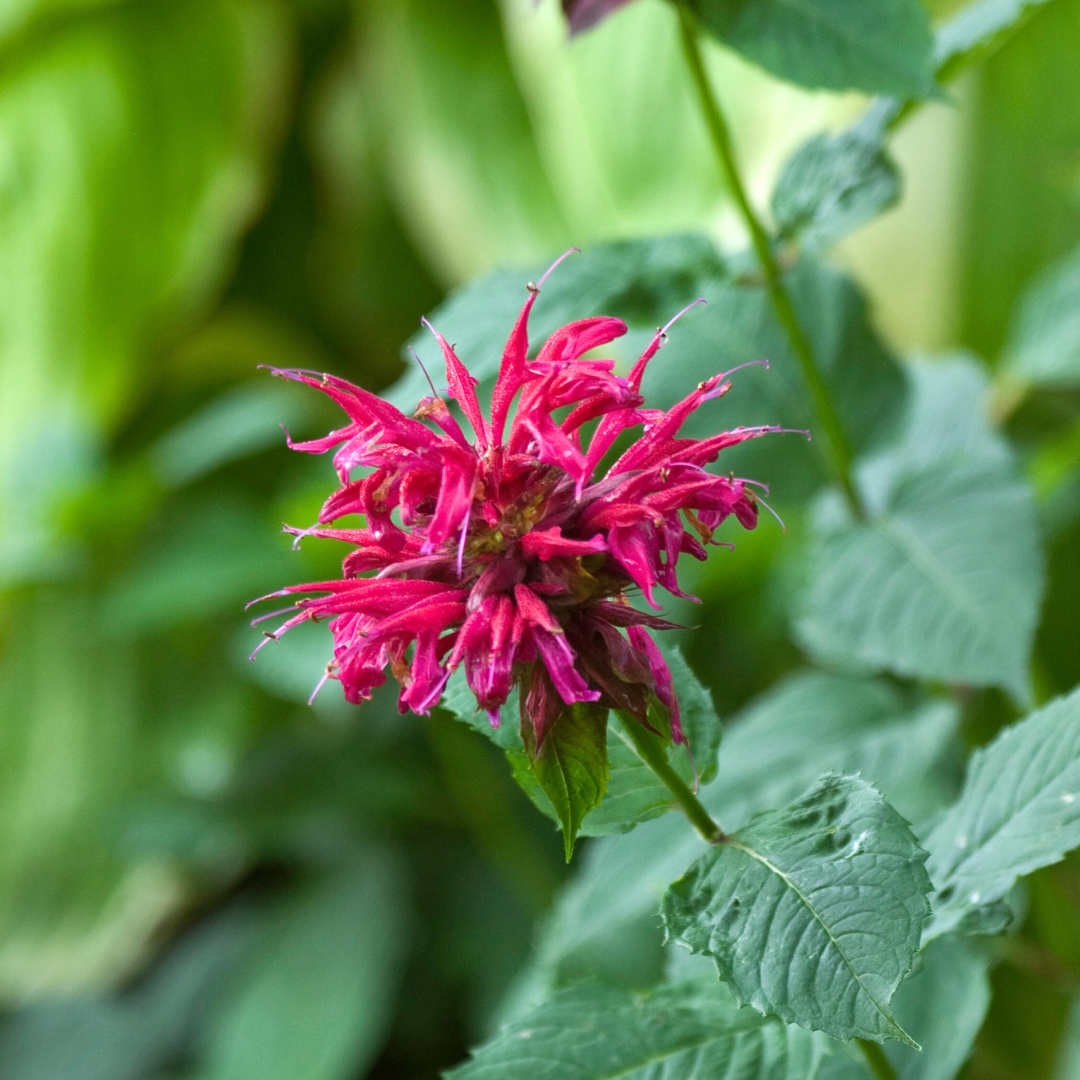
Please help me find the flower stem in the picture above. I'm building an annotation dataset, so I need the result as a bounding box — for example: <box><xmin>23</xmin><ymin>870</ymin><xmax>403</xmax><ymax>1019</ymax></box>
<box><xmin>857</xmin><ymin>1040</ymin><xmax>902</xmax><ymax>1080</ymax></box>
<box><xmin>675</xmin><ymin>4</ymin><xmax>865</xmax><ymax>520</ymax></box>
<box><xmin>614</xmin><ymin>713</ymin><xmax>725</xmax><ymax>843</ymax></box>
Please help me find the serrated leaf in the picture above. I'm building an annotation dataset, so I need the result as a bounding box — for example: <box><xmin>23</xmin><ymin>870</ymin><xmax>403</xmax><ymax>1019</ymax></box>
<box><xmin>448</xmin><ymin>976</ymin><xmax>826</xmax><ymax>1080</ymax></box>
<box><xmin>692</xmin><ymin>0</ymin><xmax>936</xmax><ymax>98</ymax></box>
<box><xmin>514</xmin><ymin>676</ymin><xmax>957</xmax><ymax>1020</ymax></box>
<box><xmin>1002</xmin><ymin>241</ymin><xmax>1080</xmax><ymax>386</ymax></box>
<box><xmin>440</xmin><ymin>645</ymin><xmax>722</xmax><ymax>838</ymax></box>
<box><xmin>662</xmin><ymin>774</ymin><xmax>932</xmax><ymax>1044</ymax></box>
<box><xmin>795</xmin><ymin>359</ymin><xmax>1043</xmax><ymax>703</ymax></box>
<box><xmin>771</xmin><ymin>118</ymin><xmax>900</xmax><ymax>252</ymax></box>
<box><xmin>524</xmin><ymin>703</ymin><xmax>610</xmax><ymax>861</ymax></box>
<box><xmin>924</xmin><ymin>683</ymin><xmax>1080</xmax><ymax>941</ymax></box>
<box><xmin>818</xmin><ymin>934</ymin><xmax>991</xmax><ymax>1080</ymax></box>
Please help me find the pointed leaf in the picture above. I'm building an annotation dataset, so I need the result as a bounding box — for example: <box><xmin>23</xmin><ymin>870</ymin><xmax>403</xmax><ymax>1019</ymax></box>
<box><xmin>524</xmin><ymin>703</ymin><xmax>610</xmax><ymax>860</ymax></box>
<box><xmin>448</xmin><ymin>976</ymin><xmax>826</xmax><ymax>1080</ymax></box>
<box><xmin>662</xmin><ymin>775</ymin><xmax>931</xmax><ymax>1043</ymax></box>
<box><xmin>924</xmin><ymin>683</ymin><xmax>1080</xmax><ymax>941</ymax></box>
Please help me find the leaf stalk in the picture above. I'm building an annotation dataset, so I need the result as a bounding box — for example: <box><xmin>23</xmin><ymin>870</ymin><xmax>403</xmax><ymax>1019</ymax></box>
<box><xmin>857</xmin><ymin>1039</ymin><xmax>903</xmax><ymax>1080</ymax></box>
<box><xmin>614</xmin><ymin>713</ymin><xmax>725</xmax><ymax>844</ymax></box>
<box><xmin>676</xmin><ymin>4</ymin><xmax>865</xmax><ymax>520</ymax></box>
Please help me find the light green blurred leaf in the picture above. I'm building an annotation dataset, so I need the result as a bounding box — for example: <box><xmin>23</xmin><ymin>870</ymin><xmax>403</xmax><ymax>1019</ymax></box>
<box><xmin>934</xmin><ymin>0</ymin><xmax>1057</xmax><ymax>73</ymax></box>
<box><xmin>662</xmin><ymin>774</ymin><xmax>931</xmax><ymax>1044</ymax></box>
<box><xmin>924</xmin><ymin>683</ymin><xmax>1080</xmax><ymax>941</ymax></box>
<box><xmin>0</xmin><ymin>0</ymin><xmax>289</xmax><ymax>557</ymax></box>
<box><xmin>795</xmin><ymin>359</ymin><xmax>1043</xmax><ymax>702</ymax></box>
<box><xmin>691</xmin><ymin>0</ymin><xmax>936</xmax><ymax>97</ymax></box>
<box><xmin>1002</xmin><ymin>241</ymin><xmax>1080</xmax><ymax>386</ymax></box>
<box><xmin>199</xmin><ymin>853</ymin><xmax>409</xmax><ymax>1080</ymax></box>
<box><xmin>449</xmin><ymin>975</ymin><xmax>826</xmax><ymax>1080</ymax></box>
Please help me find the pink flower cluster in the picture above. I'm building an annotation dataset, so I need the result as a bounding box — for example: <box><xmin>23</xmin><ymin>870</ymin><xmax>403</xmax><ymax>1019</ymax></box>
<box><xmin>251</xmin><ymin>257</ymin><xmax>777</xmax><ymax>749</ymax></box>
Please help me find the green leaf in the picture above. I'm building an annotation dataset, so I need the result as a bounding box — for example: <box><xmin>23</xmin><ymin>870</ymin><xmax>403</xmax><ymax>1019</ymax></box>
<box><xmin>1002</xmin><ymin>241</ymin><xmax>1080</xmax><ymax>386</ymax></box>
<box><xmin>924</xmin><ymin>683</ymin><xmax>1080</xmax><ymax>941</ymax></box>
<box><xmin>389</xmin><ymin>234</ymin><xmax>724</xmax><ymax>412</ymax></box>
<box><xmin>771</xmin><ymin>119</ymin><xmax>901</xmax><ymax>252</ymax></box>
<box><xmin>691</xmin><ymin>0</ymin><xmax>936</xmax><ymax>98</ymax></box>
<box><xmin>515</xmin><ymin>675</ymin><xmax>957</xmax><ymax>1017</ymax></box>
<box><xmin>662</xmin><ymin>775</ymin><xmax>932</xmax><ymax>1044</ymax></box>
<box><xmin>201</xmin><ymin>853</ymin><xmax>409</xmax><ymax>1080</ymax></box>
<box><xmin>934</xmin><ymin>0</ymin><xmax>1056</xmax><ymax>74</ymax></box>
<box><xmin>819</xmin><ymin>934</ymin><xmax>991</xmax><ymax>1080</ymax></box>
<box><xmin>795</xmin><ymin>358</ymin><xmax>1043</xmax><ymax>703</ymax></box>
<box><xmin>448</xmin><ymin>976</ymin><xmax>826</xmax><ymax>1080</ymax></box>
<box><xmin>524</xmin><ymin>703</ymin><xmax>610</xmax><ymax>861</ymax></box>
<box><xmin>440</xmin><ymin>645</ymin><xmax>722</xmax><ymax>839</ymax></box>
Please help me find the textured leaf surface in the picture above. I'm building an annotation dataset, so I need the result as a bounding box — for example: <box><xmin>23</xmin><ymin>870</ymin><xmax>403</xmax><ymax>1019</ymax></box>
<box><xmin>203</xmin><ymin>853</ymin><xmax>409</xmax><ymax>1080</ymax></box>
<box><xmin>519</xmin><ymin>677</ymin><xmax>957</xmax><ymax>1014</ymax></box>
<box><xmin>796</xmin><ymin>359</ymin><xmax>1043</xmax><ymax>702</ymax></box>
<box><xmin>525</xmin><ymin>703</ymin><xmax>610</xmax><ymax>861</ymax></box>
<box><xmin>663</xmin><ymin>775</ymin><xmax>931</xmax><ymax>1043</ymax></box>
<box><xmin>1002</xmin><ymin>241</ymin><xmax>1080</xmax><ymax>385</ymax></box>
<box><xmin>819</xmin><ymin>935</ymin><xmax>990</xmax><ymax>1080</ymax></box>
<box><xmin>448</xmin><ymin>977</ymin><xmax>825</xmax><ymax>1080</ymax></box>
<box><xmin>924</xmin><ymin>684</ymin><xmax>1080</xmax><ymax>940</ymax></box>
<box><xmin>441</xmin><ymin>645</ymin><xmax>722</xmax><ymax>838</ymax></box>
<box><xmin>693</xmin><ymin>0</ymin><xmax>935</xmax><ymax>97</ymax></box>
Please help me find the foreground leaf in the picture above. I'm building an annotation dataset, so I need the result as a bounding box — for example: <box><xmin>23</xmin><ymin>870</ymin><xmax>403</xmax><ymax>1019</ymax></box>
<box><xmin>796</xmin><ymin>359</ymin><xmax>1043</xmax><ymax>703</ymax></box>
<box><xmin>924</xmin><ymin>683</ymin><xmax>1080</xmax><ymax>940</ymax></box>
<box><xmin>448</xmin><ymin>976</ymin><xmax>825</xmax><ymax>1080</ymax></box>
<box><xmin>523</xmin><ymin>703</ymin><xmax>610</xmax><ymax>861</ymax></box>
<box><xmin>691</xmin><ymin>0</ymin><xmax>935</xmax><ymax>98</ymax></box>
<box><xmin>441</xmin><ymin>645</ymin><xmax>722</xmax><ymax>838</ymax></box>
<box><xmin>662</xmin><ymin>775</ymin><xmax>931</xmax><ymax>1044</ymax></box>
<box><xmin>1002</xmin><ymin>240</ymin><xmax>1080</xmax><ymax>386</ymax></box>
<box><xmin>512</xmin><ymin>677</ymin><xmax>957</xmax><ymax>1019</ymax></box>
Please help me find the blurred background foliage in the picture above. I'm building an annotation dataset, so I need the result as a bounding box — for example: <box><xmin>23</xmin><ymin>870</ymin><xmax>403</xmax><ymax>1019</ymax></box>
<box><xmin>1</xmin><ymin>0</ymin><xmax>1080</xmax><ymax>1077</ymax></box>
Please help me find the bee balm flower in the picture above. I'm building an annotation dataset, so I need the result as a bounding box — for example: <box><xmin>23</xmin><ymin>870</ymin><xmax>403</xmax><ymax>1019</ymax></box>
<box><xmin>250</xmin><ymin>256</ymin><xmax>778</xmax><ymax>751</ymax></box>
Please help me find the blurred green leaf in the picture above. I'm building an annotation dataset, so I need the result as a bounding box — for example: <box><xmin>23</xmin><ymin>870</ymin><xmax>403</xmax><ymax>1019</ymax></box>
<box><xmin>198</xmin><ymin>852</ymin><xmax>409</xmax><ymax>1080</ymax></box>
<box><xmin>771</xmin><ymin>121</ymin><xmax>901</xmax><ymax>252</ymax></box>
<box><xmin>1002</xmin><ymin>241</ymin><xmax>1080</xmax><ymax>386</ymax></box>
<box><xmin>796</xmin><ymin>359</ymin><xmax>1043</xmax><ymax>703</ymax></box>
<box><xmin>934</xmin><ymin>0</ymin><xmax>1057</xmax><ymax>74</ymax></box>
<box><xmin>924</xmin><ymin>683</ymin><xmax>1080</xmax><ymax>941</ymax></box>
<box><xmin>0</xmin><ymin>0</ymin><xmax>289</xmax><ymax>572</ymax></box>
<box><xmin>662</xmin><ymin>774</ymin><xmax>931</xmax><ymax>1044</ymax></box>
<box><xmin>449</xmin><ymin>975</ymin><xmax>825</xmax><ymax>1080</ymax></box>
<box><xmin>523</xmin><ymin>702</ymin><xmax>609</xmax><ymax>862</ymax></box>
<box><xmin>390</xmin><ymin>234</ymin><xmax>724</xmax><ymax>412</ymax></box>
<box><xmin>0</xmin><ymin>902</ymin><xmax>258</xmax><ymax>1080</ymax></box>
<box><xmin>690</xmin><ymin>0</ymin><xmax>936</xmax><ymax>97</ymax></box>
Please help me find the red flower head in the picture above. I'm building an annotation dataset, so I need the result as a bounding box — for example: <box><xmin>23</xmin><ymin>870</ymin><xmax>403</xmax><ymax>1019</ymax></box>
<box><xmin>250</xmin><ymin>254</ymin><xmax>780</xmax><ymax>752</ymax></box>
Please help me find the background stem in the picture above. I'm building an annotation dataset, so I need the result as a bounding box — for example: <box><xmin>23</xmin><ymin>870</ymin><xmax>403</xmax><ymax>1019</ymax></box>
<box><xmin>676</xmin><ymin>4</ymin><xmax>865</xmax><ymax>520</ymax></box>
<box><xmin>615</xmin><ymin>713</ymin><xmax>725</xmax><ymax>843</ymax></box>
<box><xmin>857</xmin><ymin>1039</ymin><xmax>903</xmax><ymax>1080</ymax></box>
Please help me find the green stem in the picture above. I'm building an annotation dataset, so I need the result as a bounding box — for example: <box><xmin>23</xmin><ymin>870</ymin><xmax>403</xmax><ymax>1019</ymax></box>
<box><xmin>857</xmin><ymin>1039</ymin><xmax>902</xmax><ymax>1080</ymax></box>
<box><xmin>676</xmin><ymin>4</ymin><xmax>865</xmax><ymax>520</ymax></box>
<box><xmin>615</xmin><ymin>713</ymin><xmax>725</xmax><ymax>843</ymax></box>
